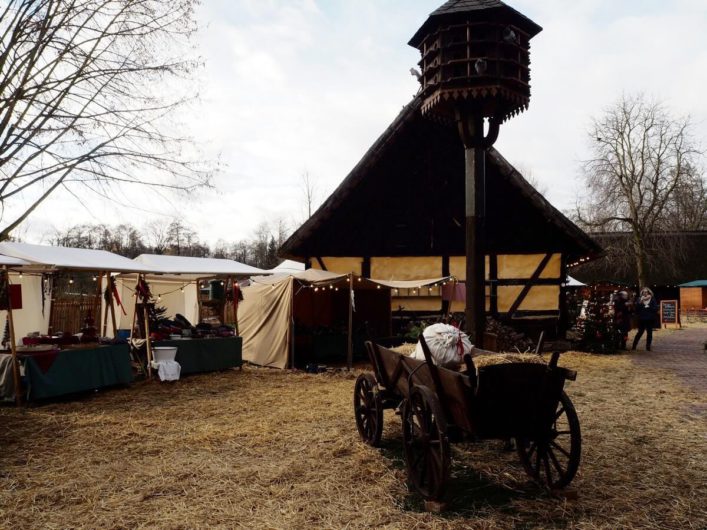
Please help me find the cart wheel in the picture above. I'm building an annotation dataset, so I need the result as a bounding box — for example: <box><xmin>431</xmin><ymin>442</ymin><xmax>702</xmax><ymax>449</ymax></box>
<box><xmin>516</xmin><ymin>391</ymin><xmax>581</xmax><ymax>490</ymax></box>
<box><xmin>402</xmin><ymin>385</ymin><xmax>450</xmax><ymax>501</ymax></box>
<box><xmin>354</xmin><ymin>373</ymin><xmax>383</xmax><ymax>446</ymax></box>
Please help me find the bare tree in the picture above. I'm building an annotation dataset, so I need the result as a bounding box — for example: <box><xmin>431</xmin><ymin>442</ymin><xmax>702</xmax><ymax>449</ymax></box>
<box><xmin>0</xmin><ymin>0</ymin><xmax>211</xmax><ymax>241</ymax></box>
<box><xmin>144</xmin><ymin>218</ymin><xmax>171</xmax><ymax>254</ymax></box>
<box><xmin>576</xmin><ymin>94</ymin><xmax>704</xmax><ymax>287</ymax></box>
<box><xmin>300</xmin><ymin>171</ymin><xmax>317</xmax><ymax>219</ymax></box>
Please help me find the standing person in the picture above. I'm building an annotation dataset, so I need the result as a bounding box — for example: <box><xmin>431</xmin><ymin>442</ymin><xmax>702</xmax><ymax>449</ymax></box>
<box><xmin>613</xmin><ymin>291</ymin><xmax>632</xmax><ymax>350</ymax></box>
<box><xmin>632</xmin><ymin>287</ymin><xmax>658</xmax><ymax>351</ymax></box>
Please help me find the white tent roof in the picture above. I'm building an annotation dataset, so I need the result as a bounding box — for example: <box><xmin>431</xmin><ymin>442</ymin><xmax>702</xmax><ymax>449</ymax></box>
<box><xmin>133</xmin><ymin>254</ymin><xmax>267</xmax><ymax>277</ymax></box>
<box><xmin>251</xmin><ymin>268</ymin><xmax>346</xmax><ymax>285</ymax></box>
<box><xmin>0</xmin><ymin>242</ymin><xmax>154</xmax><ymax>273</ymax></box>
<box><xmin>566</xmin><ymin>275</ymin><xmax>586</xmax><ymax>287</ymax></box>
<box><xmin>0</xmin><ymin>254</ymin><xmax>31</xmax><ymax>267</ymax></box>
<box><xmin>268</xmin><ymin>259</ymin><xmax>305</xmax><ymax>274</ymax></box>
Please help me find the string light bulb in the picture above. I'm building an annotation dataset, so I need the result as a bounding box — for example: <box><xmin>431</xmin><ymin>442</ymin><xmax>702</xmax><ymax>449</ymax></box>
<box><xmin>19</xmin><ymin>272</ymin><xmax>23</xmax><ymax>279</ymax></box>
<box><xmin>92</xmin><ymin>276</ymin><xmax>97</xmax><ymax>281</ymax></box>
<box><xmin>69</xmin><ymin>278</ymin><xmax>74</xmax><ymax>284</ymax></box>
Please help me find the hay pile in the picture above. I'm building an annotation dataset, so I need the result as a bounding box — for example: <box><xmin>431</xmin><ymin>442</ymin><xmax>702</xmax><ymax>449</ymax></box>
<box><xmin>1</xmin><ymin>353</ymin><xmax>706</xmax><ymax>529</ymax></box>
<box><xmin>390</xmin><ymin>342</ymin><xmax>546</xmax><ymax>368</ymax></box>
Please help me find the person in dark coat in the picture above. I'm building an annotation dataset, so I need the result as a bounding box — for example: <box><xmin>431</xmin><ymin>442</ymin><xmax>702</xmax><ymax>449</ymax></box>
<box><xmin>612</xmin><ymin>291</ymin><xmax>632</xmax><ymax>350</ymax></box>
<box><xmin>632</xmin><ymin>287</ymin><xmax>658</xmax><ymax>351</ymax></box>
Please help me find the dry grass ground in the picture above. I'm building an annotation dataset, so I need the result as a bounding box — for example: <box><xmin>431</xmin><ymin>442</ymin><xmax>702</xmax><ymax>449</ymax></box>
<box><xmin>1</xmin><ymin>349</ymin><xmax>706</xmax><ymax>529</ymax></box>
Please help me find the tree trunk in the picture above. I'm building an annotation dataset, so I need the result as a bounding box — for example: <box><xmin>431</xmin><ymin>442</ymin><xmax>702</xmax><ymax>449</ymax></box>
<box><xmin>632</xmin><ymin>232</ymin><xmax>649</xmax><ymax>288</ymax></box>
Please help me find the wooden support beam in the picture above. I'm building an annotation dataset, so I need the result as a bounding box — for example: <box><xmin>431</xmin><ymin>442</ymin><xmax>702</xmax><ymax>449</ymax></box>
<box><xmin>506</xmin><ymin>253</ymin><xmax>553</xmax><ymax>318</ymax></box>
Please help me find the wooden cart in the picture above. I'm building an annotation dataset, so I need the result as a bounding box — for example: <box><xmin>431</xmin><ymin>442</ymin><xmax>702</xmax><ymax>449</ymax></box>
<box><xmin>353</xmin><ymin>337</ymin><xmax>581</xmax><ymax>501</ymax></box>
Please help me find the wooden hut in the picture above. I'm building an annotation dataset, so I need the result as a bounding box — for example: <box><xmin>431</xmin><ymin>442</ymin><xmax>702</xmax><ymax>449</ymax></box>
<box><xmin>280</xmin><ymin>97</ymin><xmax>600</xmax><ymax>338</ymax></box>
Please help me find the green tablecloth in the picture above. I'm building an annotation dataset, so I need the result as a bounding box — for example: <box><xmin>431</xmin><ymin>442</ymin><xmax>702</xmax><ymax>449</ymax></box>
<box><xmin>154</xmin><ymin>337</ymin><xmax>242</xmax><ymax>375</ymax></box>
<box><xmin>22</xmin><ymin>344</ymin><xmax>133</xmax><ymax>401</ymax></box>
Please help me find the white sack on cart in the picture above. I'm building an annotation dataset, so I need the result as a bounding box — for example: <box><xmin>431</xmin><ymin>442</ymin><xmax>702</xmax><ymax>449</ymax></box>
<box><xmin>411</xmin><ymin>323</ymin><xmax>473</xmax><ymax>369</ymax></box>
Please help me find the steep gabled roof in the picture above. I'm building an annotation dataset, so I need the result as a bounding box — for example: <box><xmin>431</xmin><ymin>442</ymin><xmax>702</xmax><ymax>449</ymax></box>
<box><xmin>280</xmin><ymin>96</ymin><xmax>600</xmax><ymax>262</ymax></box>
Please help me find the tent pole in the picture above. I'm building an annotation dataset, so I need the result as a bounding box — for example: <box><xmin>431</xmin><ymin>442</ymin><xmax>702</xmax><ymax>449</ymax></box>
<box><xmin>96</xmin><ymin>271</ymin><xmax>105</xmax><ymax>335</ymax></box>
<box><xmin>129</xmin><ymin>276</ymin><xmax>139</xmax><ymax>340</ymax></box>
<box><xmin>347</xmin><ymin>273</ymin><xmax>353</xmax><ymax>370</ymax></box>
<box><xmin>4</xmin><ymin>267</ymin><xmax>22</xmax><ymax>407</ymax></box>
<box><xmin>141</xmin><ymin>274</ymin><xmax>154</xmax><ymax>380</ymax></box>
<box><xmin>101</xmin><ymin>273</ymin><xmax>110</xmax><ymax>336</ymax></box>
<box><xmin>290</xmin><ymin>278</ymin><xmax>295</xmax><ymax>370</ymax></box>
<box><xmin>108</xmin><ymin>276</ymin><xmax>118</xmax><ymax>338</ymax></box>
<box><xmin>196</xmin><ymin>277</ymin><xmax>204</xmax><ymax>324</ymax></box>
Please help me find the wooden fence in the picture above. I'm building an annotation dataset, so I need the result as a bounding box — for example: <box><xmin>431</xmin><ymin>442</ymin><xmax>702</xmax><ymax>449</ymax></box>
<box><xmin>49</xmin><ymin>296</ymin><xmax>101</xmax><ymax>334</ymax></box>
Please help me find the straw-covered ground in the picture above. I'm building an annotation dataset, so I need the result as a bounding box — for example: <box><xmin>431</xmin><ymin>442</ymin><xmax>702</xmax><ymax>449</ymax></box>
<box><xmin>1</xmin><ymin>340</ymin><xmax>706</xmax><ymax>529</ymax></box>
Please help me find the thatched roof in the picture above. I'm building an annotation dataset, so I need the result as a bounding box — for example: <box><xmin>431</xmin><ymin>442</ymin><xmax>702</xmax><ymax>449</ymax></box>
<box><xmin>281</xmin><ymin>97</ymin><xmax>600</xmax><ymax>263</ymax></box>
<box><xmin>570</xmin><ymin>231</ymin><xmax>707</xmax><ymax>286</ymax></box>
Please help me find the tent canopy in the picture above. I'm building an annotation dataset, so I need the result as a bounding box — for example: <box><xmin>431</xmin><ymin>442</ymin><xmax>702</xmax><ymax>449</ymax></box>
<box><xmin>678</xmin><ymin>280</ymin><xmax>707</xmax><ymax>288</ymax></box>
<box><xmin>0</xmin><ymin>255</ymin><xmax>30</xmax><ymax>267</ymax></box>
<box><xmin>133</xmin><ymin>254</ymin><xmax>267</xmax><ymax>278</ymax></box>
<box><xmin>268</xmin><ymin>259</ymin><xmax>306</xmax><ymax>274</ymax></box>
<box><xmin>251</xmin><ymin>269</ymin><xmax>453</xmax><ymax>289</ymax></box>
<box><xmin>251</xmin><ymin>268</ymin><xmax>347</xmax><ymax>286</ymax></box>
<box><xmin>566</xmin><ymin>275</ymin><xmax>586</xmax><ymax>287</ymax></box>
<box><xmin>0</xmin><ymin>242</ymin><xmax>154</xmax><ymax>273</ymax></box>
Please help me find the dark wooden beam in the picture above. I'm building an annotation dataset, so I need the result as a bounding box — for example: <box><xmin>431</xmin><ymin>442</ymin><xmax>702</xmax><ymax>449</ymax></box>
<box><xmin>506</xmin><ymin>253</ymin><xmax>553</xmax><ymax>318</ymax></box>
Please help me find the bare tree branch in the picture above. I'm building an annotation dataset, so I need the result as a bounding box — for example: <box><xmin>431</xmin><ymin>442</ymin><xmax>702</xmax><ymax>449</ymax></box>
<box><xmin>0</xmin><ymin>0</ymin><xmax>212</xmax><ymax>241</ymax></box>
<box><xmin>575</xmin><ymin>94</ymin><xmax>705</xmax><ymax>286</ymax></box>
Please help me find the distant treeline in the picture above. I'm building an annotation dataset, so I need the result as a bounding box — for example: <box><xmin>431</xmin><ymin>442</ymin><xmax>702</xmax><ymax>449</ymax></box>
<box><xmin>47</xmin><ymin>219</ymin><xmax>290</xmax><ymax>270</ymax></box>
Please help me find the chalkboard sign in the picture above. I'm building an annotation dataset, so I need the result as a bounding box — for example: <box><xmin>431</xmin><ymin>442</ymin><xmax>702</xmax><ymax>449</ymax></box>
<box><xmin>660</xmin><ymin>300</ymin><xmax>678</xmax><ymax>325</ymax></box>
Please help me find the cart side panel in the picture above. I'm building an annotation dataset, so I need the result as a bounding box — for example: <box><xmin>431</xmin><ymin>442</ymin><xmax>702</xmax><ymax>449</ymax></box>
<box><xmin>435</xmin><ymin>367</ymin><xmax>475</xmax><ymax>432</ymax></box>
<box><xmin>474</xmin><ymin>363</ymin><xmax>566</xmax><ymax>439</ymax></box>
<box><xmin>377</xmin><ymin>346</ymin><xmax>415</xmax><ymax>397</ymax></box>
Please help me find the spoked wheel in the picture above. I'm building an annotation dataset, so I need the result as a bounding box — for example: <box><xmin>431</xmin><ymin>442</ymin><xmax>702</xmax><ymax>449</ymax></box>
<box><xmin>516</xmin><ymin>391</ymin><xmax>581</xmax><ymax>490</ymax></box>
<box><xmin>402</xmin><ymin>385</ymin><xmax>450</xmax><ymax>501</ymax></box>
<box><xmin>353</xmin><ymin>373</ymin><xmax>383</xmax><ymax>446</ymax></box>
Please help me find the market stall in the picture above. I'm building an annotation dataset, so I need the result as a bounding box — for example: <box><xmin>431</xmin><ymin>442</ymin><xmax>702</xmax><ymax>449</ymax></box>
<box><xmin>0</xmin><ymin>242</ymin><xmax>155</xmax><ymax>402</ymax></box>
<box><xmin>116</xmin><ymin>254</ymin><xmax>268</xmax><ymax>378</ymax></box>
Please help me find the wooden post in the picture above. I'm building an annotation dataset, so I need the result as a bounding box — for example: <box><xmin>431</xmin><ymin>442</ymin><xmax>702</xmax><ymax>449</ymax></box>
<box><xmin>461</xmin><ymin>114</ymin><xmax>487</xmax><ymax>349</ymax></box>
<box><xmin>290</xmin><ymin>278</ymin><xmax>295</xmax><ymax>369</ymax></box>
<box><xmin>139</xmin><ymin>275</ymin><xmax>154</xmax><ymax>379</ymax></box>
<box><xmin>102</xmin><ymin>273</ymin><xmax>110</xmax><ymax>337</ymax></box>
<box><xmin>95</xmin><ymin>271</ymin><xmax>104</xmax><ymax>335</ymax></box>
<box><xmin>347</xmin><ymin>274</ymin><xmax>354</xmax><ymax>370</ymax></box>
<box><xmin>196</xmin><ymin>277</ymin><xmax>204</xmax><ymax>324</ymax></box>
<box><xmin>4</xmin><ymin>268</ymin><xmax>22</xmax><ymax>406</ymax></box>
<box><xmin>108</xmin><ymin>280</ymin><xmax>118</xmax><ymax>338</ymax></box>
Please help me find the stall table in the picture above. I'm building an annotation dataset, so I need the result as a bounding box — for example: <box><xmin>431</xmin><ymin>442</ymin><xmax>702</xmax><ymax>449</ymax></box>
<box><xmin>21</xmin><ymin>344</ymin><xmax>133</xmax><ymax>401</ymax></box>
<box><xmin>154</xmin><ymin>337</ymin><xmax>242</xmax><ymax>375</ymax></box>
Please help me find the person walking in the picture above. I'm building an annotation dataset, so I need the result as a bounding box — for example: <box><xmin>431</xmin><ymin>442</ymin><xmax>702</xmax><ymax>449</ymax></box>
<box><xmin>632</xmin><ymin>287</ymin><xmax>658</xmax><ymax>351</ymax></box>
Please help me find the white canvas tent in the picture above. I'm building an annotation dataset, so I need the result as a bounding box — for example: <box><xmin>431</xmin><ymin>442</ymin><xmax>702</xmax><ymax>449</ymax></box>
<box><xmin>111</xmin><ymin>254</ymin><xmax>269</xmax><ymax>337</ymax></box>
<box><xmin>0</xmin><ymin>243</ymin><xmax>156</xmax><ymax>404</ymax></box>
<box><xmin>133</xmin><ymin>254</ymin><xmax>266</xmax><ymax>278</ymax></box>
<box><xmin>0</xmin><ymin>242</ymin><xmax>156</xmax><ymax>339</ymax></box>
<box><xmin>0</xmin><ymin>242</ymin><xmax>155</xmax><ymax>273</ymax></box>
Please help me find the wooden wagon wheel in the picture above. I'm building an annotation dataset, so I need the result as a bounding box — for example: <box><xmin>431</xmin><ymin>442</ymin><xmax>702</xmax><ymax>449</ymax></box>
<box><xmin>516</xmin><ymin>391</ymin><xmax>581</xmax><ymax>490</ymax></box>
<box><xmin>402</xmin><ymin>385</ymin><xmax>450</xmax><ymax>501</ymax></box>
<box><xmin>353</xmin><ymin>373</ymin><xmax>383</xmax><ymax>446</ymax></box>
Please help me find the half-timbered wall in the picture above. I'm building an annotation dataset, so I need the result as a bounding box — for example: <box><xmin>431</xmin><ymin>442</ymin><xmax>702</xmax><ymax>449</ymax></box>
<box><xmin>311</xmin><ymin>253</ymin><xmax>564</xmax><ymax>317</ymax></box>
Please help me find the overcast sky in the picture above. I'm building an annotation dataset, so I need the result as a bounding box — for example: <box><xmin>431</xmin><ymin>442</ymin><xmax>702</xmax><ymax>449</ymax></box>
<box><xmin>15</xmin><ymin>0</ymin><xmax>707</xmax><ymax>246</ymax></box>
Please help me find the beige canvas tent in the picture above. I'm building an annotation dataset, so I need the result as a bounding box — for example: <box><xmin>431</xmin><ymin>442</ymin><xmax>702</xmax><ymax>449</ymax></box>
<box><xmin>239</xmin><ymin>270</ymin><xmax>451</xmax><ymax>369</ymax></box>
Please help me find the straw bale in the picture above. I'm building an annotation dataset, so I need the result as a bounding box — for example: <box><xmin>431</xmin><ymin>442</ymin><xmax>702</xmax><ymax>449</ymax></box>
<box><xmin>0</xmin><ymin>347</ymin><xmax>705</xmax><ymax>529</ymax></box>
